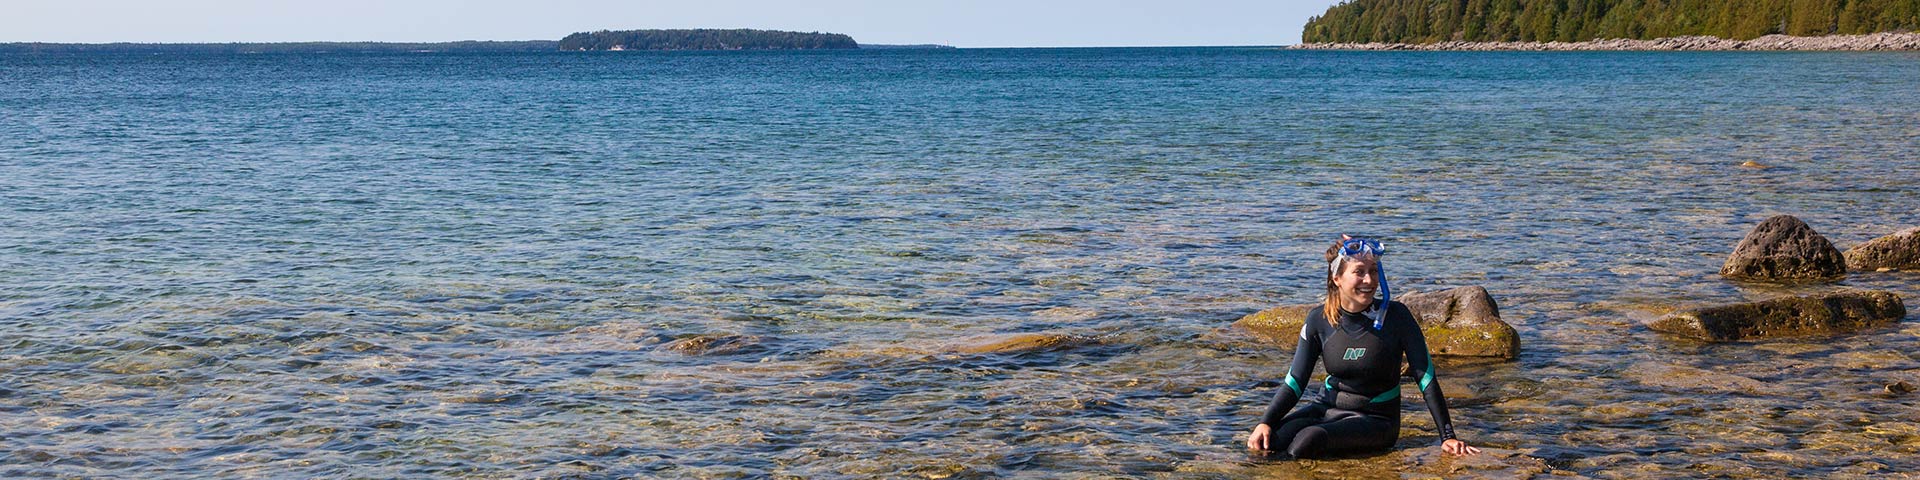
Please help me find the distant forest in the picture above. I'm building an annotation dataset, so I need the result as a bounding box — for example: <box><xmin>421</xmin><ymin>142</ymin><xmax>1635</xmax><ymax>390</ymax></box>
<box><xmin>1304</xmin><ymin>0</ymin><xmax>1920</xmax><ymax>43</ymax></box>
<box><xmin>0</xmin><ymin>41</ymin><xmax>558</xmax><ymax>54</ymax></box>
<box><xmin>559</xmin><ymin>29</ymin><xmax>858</xmax><ymax>50</ymax></box>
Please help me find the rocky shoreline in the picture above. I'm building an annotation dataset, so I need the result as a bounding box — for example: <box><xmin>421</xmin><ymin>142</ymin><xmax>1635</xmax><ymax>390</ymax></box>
<box><xmin>1294</xmin><ymin>32</ymin><xmax>1920</xmax><ymax>51</ymax></box>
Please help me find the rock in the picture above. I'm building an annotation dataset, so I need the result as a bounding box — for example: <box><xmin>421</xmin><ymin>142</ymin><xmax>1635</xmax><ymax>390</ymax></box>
<box><xmin>816</xmin><ymin>344</ymin><xmax>932</xmax><ymax>359</ymax></box>
<box><xmin>1232</xmin><ymin>304</ymin><xmax>1317</xmax><ymax>342</ymax></box>
<box><xmin>661</xmin><ymin>334</ymin><xmax>761</xmax><ymax>355</ymax></box>
<box><xmin>1888</xmin><ymin>381</ymin><xmax>1915</xmax><ymax>396</ymax></box>
<box><xmin>1648</xmin><ymin>290</ymin><xmax>1907</xmax><ymax>342</ymax></box>
<box><xmin>949</xmin><ymin>332</ymin><xmax>1091</xmax><ymax>354</ymax></box>
<box><xmin>1231</xmin><ymin>286</ymin><xmax>1520</xmax><ymax>359</ymax></box>
<box><xmin>1397</xmin><ymin>287</ymin><xmax>1521</xmax><ymax>359</ymax></box>
<box><xmin>1720</xmin><ymin>215</ymin><xmax>1846</xmax><ymax>282</ymax></box>
<box><xmin>1395</xmin><ymin>447</ymin><xmax>1553</xmax><ymax>479</ymax></box>
<box><xmin>1626</xmin><ymin>362</ymin><xmax>1791</xmax><ymax>396</ymax></box>
<box><xmin>1845</xmin><ymin>226</ymin><xmax>1920</xmax><ymax>272</ymax></box>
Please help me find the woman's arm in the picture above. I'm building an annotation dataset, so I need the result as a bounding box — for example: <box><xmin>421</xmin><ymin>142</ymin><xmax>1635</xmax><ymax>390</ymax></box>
<box><xmin>1400</xmin><ymin>306</ymin><xmax>1479</xmax><ymax>455</ymax></box>
<box><xmin>1260</xmin><ymin>321</ymin><xmax>1321</xmax><ymax>427</ymax></box>
<box><xmin>1249</xmin><ymin>319</ymin><xmax>1322</xmax><ymax>450</ymax></box>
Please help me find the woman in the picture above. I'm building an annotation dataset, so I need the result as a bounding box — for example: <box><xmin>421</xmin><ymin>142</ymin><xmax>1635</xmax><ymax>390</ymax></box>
<box><xmin>1246</xmin><ymin>236</ymin><xmax>1480</xmax><ymax>458</ymax></box>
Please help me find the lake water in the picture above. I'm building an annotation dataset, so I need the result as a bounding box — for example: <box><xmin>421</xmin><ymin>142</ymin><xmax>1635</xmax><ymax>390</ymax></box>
<box><xmin>2</xmin><ymin>48</ymin><xmax>1918</xmax><ymax>478</ymax></box>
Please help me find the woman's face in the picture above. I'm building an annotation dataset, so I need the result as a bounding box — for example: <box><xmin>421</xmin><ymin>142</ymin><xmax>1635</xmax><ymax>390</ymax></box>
<box><xmin>1333</xmin><ymin>257</ymin><xmax>1378</xmax><ymax>311</ymax></box>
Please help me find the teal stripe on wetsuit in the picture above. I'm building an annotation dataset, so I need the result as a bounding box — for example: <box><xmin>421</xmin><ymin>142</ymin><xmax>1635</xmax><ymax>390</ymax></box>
<box><xmin>1326</xmin><ymin>375</ymin><xmax>1399</xmax><ymax>403</ymax></box>
<box><xmin>1372</xmin><ymin>354</ymin><xmax>1439</xmax><ymax>403</ymax></box>
<box><xmin>1369</xmin><ymin>386</ymin><xmax>1400</xmax><ymax>403</ymax></box>
<box><xmin>1419</xmin><ymin>358</ymin><xmax>1436</xmax><ymax>391</ymax></box>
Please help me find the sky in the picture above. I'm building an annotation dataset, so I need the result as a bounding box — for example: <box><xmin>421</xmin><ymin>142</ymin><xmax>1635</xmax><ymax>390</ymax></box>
<box><xmin>3</xmin><ymin>0</ymin><xmax>1346</xmax><ymax>47</ymax></box>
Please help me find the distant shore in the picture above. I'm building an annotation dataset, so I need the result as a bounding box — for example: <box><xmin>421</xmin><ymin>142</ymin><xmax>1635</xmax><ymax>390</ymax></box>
<box><xmin>1294</xmin><ymin>32</ymin><xmax>1920</xmax><ymax>51</ymax></box>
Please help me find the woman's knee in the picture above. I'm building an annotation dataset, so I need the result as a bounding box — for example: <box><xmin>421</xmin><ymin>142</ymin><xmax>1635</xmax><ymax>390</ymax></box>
<box><xmin>1285</xmin><ymin>425</ymin><xmax>1329</xmax><ymax>458</ymax></box>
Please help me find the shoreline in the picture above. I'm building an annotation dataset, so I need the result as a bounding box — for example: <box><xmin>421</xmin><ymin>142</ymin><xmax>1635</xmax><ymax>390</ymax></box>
<box><xmin>1294</xmin><ymin>32</ymin><xmax>1920</xmax><ymax>51</ymax></box>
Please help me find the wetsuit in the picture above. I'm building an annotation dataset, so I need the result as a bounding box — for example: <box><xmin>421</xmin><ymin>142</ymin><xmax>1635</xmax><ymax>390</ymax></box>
<box><xmin>1259</xmin><ymin>301</ymin><xmax>1457</xmax><ymax>458</ymax></box>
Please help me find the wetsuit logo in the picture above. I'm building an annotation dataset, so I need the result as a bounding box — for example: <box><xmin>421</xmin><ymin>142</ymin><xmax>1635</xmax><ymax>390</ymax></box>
<box><xmin>1342</xmin><ymin>348</ymin><xmax>1366</xmax><ymax>360</ymax></box>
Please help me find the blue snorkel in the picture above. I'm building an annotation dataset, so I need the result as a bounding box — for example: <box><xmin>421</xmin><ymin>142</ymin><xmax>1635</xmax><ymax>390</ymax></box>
<box><xmin>1334</xmin><ymin>237</ymin><xmax>1390</xmax><ymax>329</ymax></box>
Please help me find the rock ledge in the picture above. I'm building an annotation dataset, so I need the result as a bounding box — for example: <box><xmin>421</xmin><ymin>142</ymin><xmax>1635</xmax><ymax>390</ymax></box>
<box><xmin>1649</xmin><ymin>290</ymin><xmax>1907</xmax><ymax>342</ymax></box>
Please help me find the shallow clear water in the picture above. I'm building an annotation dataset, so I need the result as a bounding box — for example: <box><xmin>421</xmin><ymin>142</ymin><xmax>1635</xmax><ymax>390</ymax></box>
<box><xmin>1</xmin><ymin>48</ymin><xmax>1917</xmax><ymax>478</ymax></box>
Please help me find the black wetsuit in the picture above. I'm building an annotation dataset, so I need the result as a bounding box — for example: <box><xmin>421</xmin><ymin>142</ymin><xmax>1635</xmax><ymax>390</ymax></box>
<box><xmin>1259</xmin><ymin>301</ymin><xmax>1457</xmax><ymax>458</ymax></box>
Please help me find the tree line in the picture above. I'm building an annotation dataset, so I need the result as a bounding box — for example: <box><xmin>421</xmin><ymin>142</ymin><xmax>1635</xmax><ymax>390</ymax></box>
<box><xmin>1303</xmin><ymin>0</ymin><xmax>1920</xmax><ymax>43</ymax></box>
<box><xmin>558</xmin><ymin>29</ymin><xmax>858</xmax><ymax>51</ymax></box>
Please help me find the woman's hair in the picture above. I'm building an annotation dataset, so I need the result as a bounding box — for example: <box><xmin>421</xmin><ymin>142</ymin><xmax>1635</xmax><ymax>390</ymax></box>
<box><xmin>1322</xmin><ymin>241</ymin><xmax>1342</xmax><ymax>325</ymax></box>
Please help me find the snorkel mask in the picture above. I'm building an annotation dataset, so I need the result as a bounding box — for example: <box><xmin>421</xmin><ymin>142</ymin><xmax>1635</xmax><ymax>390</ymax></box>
<box><xmin>1330</xmin><ymin>237</ymin><xmax>1390</xmax><ymax>329</ymax></box>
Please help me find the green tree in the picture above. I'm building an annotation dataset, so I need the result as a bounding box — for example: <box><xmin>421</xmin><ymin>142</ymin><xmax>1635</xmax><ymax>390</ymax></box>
<box><xmin>1301</xmin><ymin>0</ymin><xmax>1920</xmax><ymax>43</ymax></box>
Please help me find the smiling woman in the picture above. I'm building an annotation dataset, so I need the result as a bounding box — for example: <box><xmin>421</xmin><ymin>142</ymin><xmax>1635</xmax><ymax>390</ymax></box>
<box><xmin>1246</xmin><ymin>236</ymin><xmax>1481</xmax><ymax>459</ymax></box>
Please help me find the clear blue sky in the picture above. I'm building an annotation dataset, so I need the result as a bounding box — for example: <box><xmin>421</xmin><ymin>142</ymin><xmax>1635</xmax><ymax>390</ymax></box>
<box><xmin>4</xmin><ymin>0</ymin><xmax>1345</xmax><ymax>47</ymax></box>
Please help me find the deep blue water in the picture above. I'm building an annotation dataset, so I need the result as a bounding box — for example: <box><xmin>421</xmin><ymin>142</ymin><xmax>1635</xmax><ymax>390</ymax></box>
<box><xmin>2</xmin><ymin>48</ymin><xmax>1918</xmax><ymax>478</ymax></box>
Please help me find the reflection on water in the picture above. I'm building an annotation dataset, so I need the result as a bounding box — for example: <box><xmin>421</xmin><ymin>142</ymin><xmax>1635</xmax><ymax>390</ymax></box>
<box><xmin>1</xmin><ymin>49</ymin><xmax>1918</xmax><ymax>478</ymax></box>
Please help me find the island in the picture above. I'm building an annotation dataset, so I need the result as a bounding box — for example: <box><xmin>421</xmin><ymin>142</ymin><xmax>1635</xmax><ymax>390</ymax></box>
<box><xmin>558</xmin><ymin>29</ymin><xmax>858</xmax><ymax>51</ymax></box>
<box><xmin>1298</xmin><ymin>0</ymin><xmax>1920</xmax><ymax>50</ymax></box>
<box><xmin>858</xmin><ymin>44</ymin><xmax>960</xmax><ymax>50</ymax></box>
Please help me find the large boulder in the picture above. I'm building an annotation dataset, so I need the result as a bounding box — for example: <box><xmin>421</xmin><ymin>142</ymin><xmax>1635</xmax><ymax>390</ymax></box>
<box><xmin>1232</xmin><ymin>286</ymin><xmax>1520</xmax><ymax>359</ymax></box>
<box><xmin>1720</xmin><ymin>215</ymin><xmax>1846</xmax><ymax>282</ymax></box>
<box><xmin>1649</xmin><ymin>290</ymin><xmax>1907</xmax><ymax>342</ymax></box>
<box><xmin>1845</xmin><ymin>227</ymin><xmax>1920</xmax><ymax>272</ymax></box>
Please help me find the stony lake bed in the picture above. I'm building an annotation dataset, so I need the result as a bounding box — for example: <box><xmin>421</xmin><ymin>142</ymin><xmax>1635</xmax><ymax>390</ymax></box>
<box><xmin>1</xmin><ymin>48</ymin><xmax>1918</xmax><ymax>478</ymax></box>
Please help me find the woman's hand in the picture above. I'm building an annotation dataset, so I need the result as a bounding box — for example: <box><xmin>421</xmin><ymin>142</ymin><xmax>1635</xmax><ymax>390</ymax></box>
<box><xmin>1246</xmin><ymin>424</ymin><xmax>1272</xmax><ymax>451</ymax></box>
<box><xmin>1441</xmin><ymin>438</ymin><xmax>1480</xmax><ymax>456</ymax></box>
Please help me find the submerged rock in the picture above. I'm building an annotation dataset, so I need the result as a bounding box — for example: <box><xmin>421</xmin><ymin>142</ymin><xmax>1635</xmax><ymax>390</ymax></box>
<box><xmin>1888</xmin><ymin>381</ymin><xmax>1916</xmax><ymax>396</ymax></box>
<box><xmin>1648</xmin><ymin>290</ymin><xmax>1907</xmax><ymax>342</ymax></box>
<box><xmin>661</xmin><ymin>334</ymin><xmax>762</xmax><ymax>355</ymax></box>
<box><xmin>1720</xmin><ymin>215</ymin><xmax>1846</xmax><ymax>282</ymax></box>
<box><xmin>1626</xmin><ymin>362</ymin><xmax>1791</xmax><ymax>395</ymax></box>
<box><xmin>1212</xmin><ymin>447</ymin><xmax>1553</xmax><ymax>479</ymax></box>
<box><xmin>1231</xmin><ymin>286</ymin><xmax>1520</xmax><ymax>359</ymax></box>
<box><xmin>1030</xmin><ymin>306</ymin><xmax>1099</xmax><ymax>322</ymax></box>
<box><xmin>949</xmin><ymin>332</ymin><xmax>1093</xmax><ymax>354</ymax></box>
<box><xmin>1845</xmin><ymin>226</ymin><xmax>1920</xmax><ymax>272</ymax></box>
<box><xmin>1396</xmin><ymin>447</ymin><xmax>1553</xmax><ymax>479</ymax></box>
